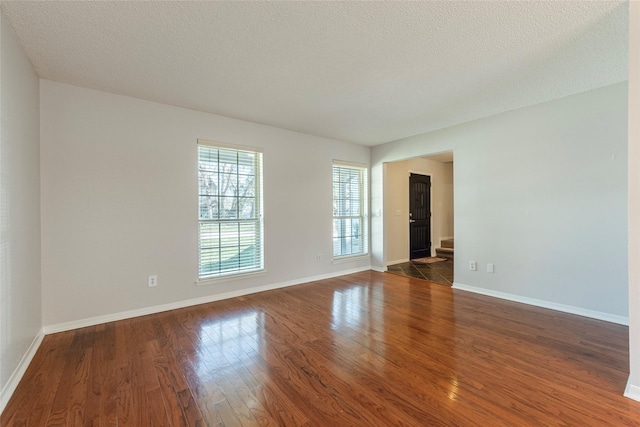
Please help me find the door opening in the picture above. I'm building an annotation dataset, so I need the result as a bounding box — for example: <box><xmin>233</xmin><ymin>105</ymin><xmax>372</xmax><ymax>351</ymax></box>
<box><xmin>409</xmin><ymin>173</ymin><xmax>431</xmax><ymax>259</ymax></box>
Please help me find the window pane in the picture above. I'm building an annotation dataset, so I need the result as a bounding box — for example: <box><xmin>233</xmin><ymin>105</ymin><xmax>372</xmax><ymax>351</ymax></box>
<box><xmin>218</xmin><ymin>149</ymin><xmax>238</xmax><ymax>170</ymax></box>
<box><xmin>239</xmin><ymin>221</ymin><xmax>259</xmax><ymax>270</ymax></box>
<box><xmin>199</xmin><ymin>222</ymin><xmax>220</xmax><ymax>276</ymax></box>
<box><xmin>218</xmin><ymin>196</ymin><xmax>236</xmax><ymax>219</ymax></box>
<box><xmin>238</xmin><ymin>174</ymin><xmax>255</xmax><ymax>198</ymax></box>
<box><xmin>238</xmin><ymin>197</ymin><xmax>256</xmax><ymax>219</ymax></box>
<box><xmin>220</xmin><ymin>222</ymin><xmax>239</xmax><ymax>248</ymax></box>
<box><xmin>351</xmin><ymin>218</ymin><xmax>362</xmax><ymax>253</ymax></box>
<box><xmin>199</xmin><ymin>195</ymin><xmax>219</xmax><ymax>220</ymax></box>
<box><xmin>198</xmin><ymin>147</ymin><xmax>219</xmax><ymax>171</ymax></box>
<box><xmin>349</xmin><ymin>199</ymin><xmax>360</xmax><ymax>216</ymax></box>
<box><xmin>238</xmin><ymin>151</ymin><xmax>256</xmax><ymax>175</ymax></box>
<box><xmin>199</xmin><ymin>222</ymin><xmax>220</xmax><ymax>247</ymax></box>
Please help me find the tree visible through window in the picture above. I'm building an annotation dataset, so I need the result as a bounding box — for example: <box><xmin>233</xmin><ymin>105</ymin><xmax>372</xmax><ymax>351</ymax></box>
<box><xmin>198</xmin><ymin>142</ymin><xmax>263</xmax><ymax>279</ymax></box>
<box><xmin>333</xmin><ymin>163</ymin><xmax>368</xmax><ymax>258</ymax></box>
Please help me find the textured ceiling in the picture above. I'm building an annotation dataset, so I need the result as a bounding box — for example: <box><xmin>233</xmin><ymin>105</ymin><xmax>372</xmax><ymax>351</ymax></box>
<box><xmin>0</xmin><ymin>1</ymin><xmax>629</xmax><ymax>146</ymax></box>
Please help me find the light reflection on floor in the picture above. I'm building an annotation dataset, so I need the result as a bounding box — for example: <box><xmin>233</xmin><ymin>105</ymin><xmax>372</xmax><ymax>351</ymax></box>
<box><xmin>331</xmin><ymin>283</ymin><xmax>387</xmax><ymax>373</ymax></box>
<box><xmin>331</xmin><ymin>285</ymin><xmax>369</xmax><ymax>330</ymax></box>
<box><xmin>196</xmin><ymin>310</ymin><xmax>263</xmax><ymax>378</ymax></box>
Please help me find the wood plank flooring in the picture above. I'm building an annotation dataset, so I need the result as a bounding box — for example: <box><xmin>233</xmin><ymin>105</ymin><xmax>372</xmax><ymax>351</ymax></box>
<box><xmin>2</xmin><ymin>270</ymin><xmax>640</xmax><ymax>426</ymax></box>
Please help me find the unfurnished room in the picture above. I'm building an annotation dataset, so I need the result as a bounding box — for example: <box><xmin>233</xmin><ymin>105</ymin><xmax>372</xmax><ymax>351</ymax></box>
<box><xmin>2</xmin><ymin>1</ymin><xmax>640</xmax><ymax>425</ymax></box>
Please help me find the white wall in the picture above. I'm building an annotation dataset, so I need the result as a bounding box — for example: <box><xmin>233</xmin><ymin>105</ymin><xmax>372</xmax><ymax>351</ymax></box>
<box><xmin>0</xmin><ymin>10</ymin><xmax>41</xmax><ymax>407</ymax></box>
<box><xmin>372</xmin><ymin>82</ymin><xmax>628</xmax><ymax>319</ymax></box>
<box><xmin>626</xmin><ymin>1</ymin><xmax>640</xmax><ymax>401</ymax></box>
<box><xmin>40</xmin><ymin>80</ymin><xmax>370</xmax><ymax>327</ymax></box>
<box><xmin>384</xmin><ymin>158</ymin><xmax>453</xmax><ymax>264</ymax></box>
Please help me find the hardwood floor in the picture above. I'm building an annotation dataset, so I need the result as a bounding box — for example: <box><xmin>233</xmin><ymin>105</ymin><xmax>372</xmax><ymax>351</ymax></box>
<box><xmin>2</xmin><ymin>270</ymin><xmax>639</xmax><ymax>426</ymax></box>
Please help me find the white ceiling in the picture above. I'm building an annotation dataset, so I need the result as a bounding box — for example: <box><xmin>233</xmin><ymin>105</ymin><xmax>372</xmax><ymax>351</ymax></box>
<box><xmin>0</xmin><ymin>1</ymin><xmax>629</xmax><ymax>146</ymax></box>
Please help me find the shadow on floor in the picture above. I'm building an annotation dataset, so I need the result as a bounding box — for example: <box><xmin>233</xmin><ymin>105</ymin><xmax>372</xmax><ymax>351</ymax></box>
<box><xmin>386</xmin><ymin>258</ymin><xmax>453</xmax><ymax>286</ymax></box>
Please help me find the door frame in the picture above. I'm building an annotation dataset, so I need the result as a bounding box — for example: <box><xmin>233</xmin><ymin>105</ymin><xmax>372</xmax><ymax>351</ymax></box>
<box><xmin>379</xmin><ymin>152</ymin><xmax>454</xmax><ymax>268</ymax></box>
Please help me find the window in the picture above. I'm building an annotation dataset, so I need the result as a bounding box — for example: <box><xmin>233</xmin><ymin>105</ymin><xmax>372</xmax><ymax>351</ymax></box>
<box><xmin>198</xmin><ymin>141</ymin><xmax>263</xmax><ymax>279</ymax></box>
<box><xmin>333</xmin><ymin>162</ymin><xmax>368</xmax><ymax>258</ymax></box>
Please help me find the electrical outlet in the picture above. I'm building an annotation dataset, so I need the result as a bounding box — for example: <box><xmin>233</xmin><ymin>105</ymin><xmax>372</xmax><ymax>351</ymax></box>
<box><xmin>487</xmin><ymin>263</ymin><xmax>495</xmax><ymax>273</ymax></box>
<box><xmin>317</xmin><ymin>253</ymin><xmax>323</xmax><ymax>262</ymax></box>
<box><xmin>148</xmin><ymin>275</ymin><xmax>158</xmax><ymax>287</ymax></box>
<box><xmin>469</xmin><ymin>261</ymin><xmax>477</xmax><ymax>271</ymax></box>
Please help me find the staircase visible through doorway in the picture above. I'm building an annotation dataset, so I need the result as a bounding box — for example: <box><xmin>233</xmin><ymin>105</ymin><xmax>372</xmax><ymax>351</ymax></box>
<box><xmin>436</xmin><ymin>238</ymin><xmax>454</xmax><ymax>259</ymax></box>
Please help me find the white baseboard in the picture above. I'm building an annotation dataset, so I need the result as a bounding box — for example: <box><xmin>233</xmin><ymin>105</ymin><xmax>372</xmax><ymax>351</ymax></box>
<box><xmin>452</xmin><ymin>282</ymin><xmax>629</xmax><ymax>325</ymax></box>
<box><xmin>386</xmin><ymin>258</ymin><xmax>409</xmax><ymax>266</ymax></box>
<box><xmin>0</xmin><ymin>329</ymin><xmax>45</xmax><ymax>415</ymax></box>
<box><xmin>625</xmin><ymin>377</ymin><xmax>640</xmax><ymax>401</ymax></box>
<box><xmin>43</xmin><ymin>266</ymin><xmax>373</xmax><ymax>334</ymax></box>
<box><xmin>371</xmin><ymin>265</ymin><xmax>386</xmax><ymax>273</ymax></box>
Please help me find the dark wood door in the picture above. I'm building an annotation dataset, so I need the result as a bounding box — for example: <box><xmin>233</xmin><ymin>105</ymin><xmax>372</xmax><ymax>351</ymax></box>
<box><xmin>409</xmin><ymin>173</ymin><xmax>431</xmax><ymax>259</ymax></box>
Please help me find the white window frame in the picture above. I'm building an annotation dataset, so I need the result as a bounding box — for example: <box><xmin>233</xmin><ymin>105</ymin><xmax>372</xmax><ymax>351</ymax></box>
<box><xmin>197</xmin><ymin>140</ymin><xmax>264</xmax><ymax>281</ymax></box>
<box><xmin>332</xmin><ymin>161</ymin><xmax>369</xmax><ymax>260</ymax></box>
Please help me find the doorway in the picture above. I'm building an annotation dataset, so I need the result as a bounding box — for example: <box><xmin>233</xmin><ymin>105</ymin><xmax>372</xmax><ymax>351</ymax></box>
<box><xmin>409</xmin><ymin>173</ymin><xmax>431</xmax><ymax>259</ymax></box>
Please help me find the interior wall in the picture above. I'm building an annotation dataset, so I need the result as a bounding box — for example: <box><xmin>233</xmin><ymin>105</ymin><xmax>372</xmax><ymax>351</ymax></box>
<box><xmin>384</xmin><ymin>158</ymin><xmax>454</xmax><ymax>264</ymax></box>
<box><xmin>372</xmin><ymin>82</ymin><xmax>629</xmax><ymax>319</ymax></box>
<box><xmin>0</xmin><ymin>10</ymin><xmax>41</xmax><ymax>404</ymax></box>
<box><xmin>384</xmin><ymin>160</ymin><xmax>409</xmax><ymax>264</ymax></box>
<box><xmin>40</xmin><ymin>80</ymin><xmax>370</xmax><ymax>327</ymax></box>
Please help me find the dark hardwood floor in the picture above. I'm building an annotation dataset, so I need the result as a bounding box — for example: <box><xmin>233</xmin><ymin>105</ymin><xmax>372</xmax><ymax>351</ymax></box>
<box><xmin>2</xmin><ymin>271</ymin><xmax>639</xmax><ymax>426</ymax></box>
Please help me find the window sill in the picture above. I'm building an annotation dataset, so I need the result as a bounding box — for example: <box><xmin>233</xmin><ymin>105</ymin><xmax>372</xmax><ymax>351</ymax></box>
<box><xmin>332</xmin><ymin>254</ymin><xmax>370</xmax><ymax>265</ymax></box>
<box><xmin>196</xmin><ymin>269</ymin><xmax>266</xmax><ymax>287</ymax></box>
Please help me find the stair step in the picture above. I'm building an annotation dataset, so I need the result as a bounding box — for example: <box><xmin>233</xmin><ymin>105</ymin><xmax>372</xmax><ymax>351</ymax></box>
<box><xmin>435</xmin><ymin>247</ymin><xmax>454</xmax><ymax>259</ymax></box>
<box><xmin>436</xmin><ymin>247</ymin><xmax>453</xmax><ymax>253</ymax></box>
<box><xmin>441</xmin><ymin>239</ymin><xmax>454</xmax><ymax>249</ymax></box>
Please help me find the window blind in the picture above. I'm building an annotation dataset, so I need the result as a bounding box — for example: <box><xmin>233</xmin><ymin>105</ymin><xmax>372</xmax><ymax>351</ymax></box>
<box><xmin>198</xmin><ymin>143</ymin><xmax>263</xmax><ymax>279</ymax></box>
<box><xmin>332</xmin><ymin>162</ymin><xmax>368</xmax><ymax>258</ymax></box>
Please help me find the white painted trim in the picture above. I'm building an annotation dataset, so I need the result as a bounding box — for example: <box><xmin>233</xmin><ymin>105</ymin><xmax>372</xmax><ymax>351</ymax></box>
<box><xmin>332</xmin><ymin>254</ymin><xmax>370</xmax><ymax>265</ymax></box>
<box><xmin>624</xmin><ymin>377</ymin><xmax>640</xmax><ymax>401</ymax></box>
<box><xmin>371</xmin><ymin>265</ymin><xmax>386</xmax><ymax>273</ymax></box>
<box><xmin>386</xmin><ymin>258</ymin><xmax>409</xmax><ymax>266</ymax></box>
<box><xmin>0</xmin><ymin>329</ymin><xmax>45</xmax><ymax>414</ymax></box>
<box><xmin>452</xmin><ymin>282</ymin><xmax>629</xmax><ymax>325</ymax></box>
<box><xmin>197</xmin><ymin>138</ymin><xmax>264</xmax><ymax>153</ymax></box>
<box><xmin>43</xmin><ymin>267</ymin><xmax>372</xmax><ymax>334</ymax></box>
<box><xmin>333</xmin><ymin>159</ymin><xmax>368</xmax><ymax>169</ymax></box>
<box><xmin>196</xmin><ymin>270</ymin><xmax>267</xmax><ymax>287</ymax></box>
